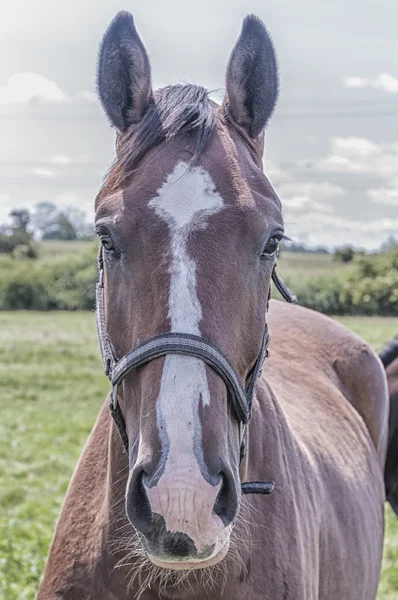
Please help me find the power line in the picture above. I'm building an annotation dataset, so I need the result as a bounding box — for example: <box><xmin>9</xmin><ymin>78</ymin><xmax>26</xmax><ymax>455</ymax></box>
<box><xmin>0</xmin><ymin>161</ymin><xmax>108</xmax><ymax>168</ymax></box>
<box><xmin>276</xmin><ymin>110</ymin><xmax>398</xmax><ymax>119</ymax></box>
<box><xmin>0</xmin><ymin>103</ymin><xmax>398</xmax><ymax>121</ymax></box>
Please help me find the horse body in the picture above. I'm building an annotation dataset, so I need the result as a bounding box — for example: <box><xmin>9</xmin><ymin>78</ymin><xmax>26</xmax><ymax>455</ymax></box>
<box><xmin>38</xmin><ymin>302</ymin><xmax>386</xmax><ymax>600</ymax></box>
<box><xmin>37</xmin><ymin>11</ymin><xmax>388</xmax><ymax>599</ymax></box>
<box><xmin>382</xmin><ymin>337</ymin><xmax>398</xmax><ymax>515</ymax></box>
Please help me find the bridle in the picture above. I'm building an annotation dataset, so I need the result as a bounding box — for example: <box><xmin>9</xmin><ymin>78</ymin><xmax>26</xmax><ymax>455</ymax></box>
<box><xmin>95</xmin><ymin>248</ymin><xmax>296</xmax><ymax>495</ymax></box>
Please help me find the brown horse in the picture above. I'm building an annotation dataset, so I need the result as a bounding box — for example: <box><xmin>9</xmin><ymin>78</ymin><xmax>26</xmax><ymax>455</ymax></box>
<box><xmin>381</xmin><ymin>336</ymin><xmax>398</xmax><ymax>516</ymax></box>
<box><xmin>37</xmin><ymin>12</ymin><xmax>389</xmax><ymax>600</ymax></box>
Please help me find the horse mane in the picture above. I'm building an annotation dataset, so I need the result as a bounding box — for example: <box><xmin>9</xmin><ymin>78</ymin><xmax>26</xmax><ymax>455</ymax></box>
<box><xmin>379</xmin><ymin>335</ymin><xmax>398</xmax><ymax>368</ymax></box>
<box><xmin>99</xmin><ymin>84</ymin><xmax>216</xmax><ymax>197</ymax></box>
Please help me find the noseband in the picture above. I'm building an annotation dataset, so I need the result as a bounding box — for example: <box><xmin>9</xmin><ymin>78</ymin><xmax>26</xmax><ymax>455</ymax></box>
<box><xmin>95</xmin><ymin>249</ymin><xmax>296</xmax><ymax>496</ymax></box>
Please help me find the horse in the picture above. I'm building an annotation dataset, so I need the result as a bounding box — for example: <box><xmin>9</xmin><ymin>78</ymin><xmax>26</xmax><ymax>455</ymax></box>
<box><xmin>37</xmin><ymin>12</ymin><xmax>389</xmax><ymax>600</ymax></box>
<box><xmin>380</xmin><ymin>336</ymin><xmax>398</xmax><ymax>516</ymax></box>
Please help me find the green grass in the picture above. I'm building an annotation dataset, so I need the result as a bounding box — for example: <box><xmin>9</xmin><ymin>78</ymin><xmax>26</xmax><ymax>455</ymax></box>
<box><xmin>278</xmin><ymin>250</ymin><xmax>354</xmax><ymax>281</ymax></box>
<box><xmin>38</xmin><ymin>239</ymin><xmax>93</xmax><ymax>258</ymax></box>
<box><xmin>0</xmin><ymin>313</ymin><xmax>108</xmax><ymax>599</ymax></box>
<box><xmin>0</xmin><ymin>312</ymin><xmax>397</xmax><ymax>599</ymax></box>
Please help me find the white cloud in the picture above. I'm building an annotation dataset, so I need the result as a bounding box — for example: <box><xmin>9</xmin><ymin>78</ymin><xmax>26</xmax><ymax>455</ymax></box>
<box><xmin>264</xmin><ymin>159</ymin><xmax>292</xmax><ymax>184</ymax></box>
<box><xmin>313</xmin><ymin>136</ymin><xmax>398</xmax><ymax>177</ymax></box>
<box><xmin>368</xmin><ymin>180</ymin><xmax>398</xmax><ymax>206</ymax></box>
<box><xmin>316</xmin><ymin>154</ymin><xmax>365</xmax><ymax>173</ymax></box>
<box><xmin>0</xmin><ymin>72</ymin><xmax>96</xmax><ymax>105</ymax></box>
<box><xmin>343</xmin><ymin>76</ymin><xmax>368</xmax><ymax>89</ymax></box>
<box><xmin>344</xmin><ymin>73</ymin><xmax>398</xmax><ymax>93</ymax></box>
<box><xmin>278</xmin><ymin>181</ymin><xmax>345</xmax><ymax>213</ymax></box>
<box><xmin>0</xmin><ymin>73</ymin><xmax>66</xmax><ymax>104</ymax></box>
<box><xmin>330</xmin><ymin>137</ymin><xmax>381</xmax><ymax>158</ymax></box>
<box><xmin>286</xmin><ymin>211</ymin><xmax>398</xmax><ymax>250</ymax></box>
<box><xmin>32</xmin><ymin>167</ymin><xmax>55</xmax><ymax>178</ymax></box>
<box><xmin>76</xmin><ymin>91</ymin><xmax>97</xmax><ymax>103</ymax></box>
<box><xmin>51</xmin><ymin>154</ymin><xmax>71</xmax><ymax>165</ymax></box>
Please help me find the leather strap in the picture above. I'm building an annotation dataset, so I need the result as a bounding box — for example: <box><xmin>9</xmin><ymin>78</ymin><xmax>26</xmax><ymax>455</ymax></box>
<box><xmin>110</xmin><ymin>331</ymin><xmax>270</xmax><ymax>423</ymax></box>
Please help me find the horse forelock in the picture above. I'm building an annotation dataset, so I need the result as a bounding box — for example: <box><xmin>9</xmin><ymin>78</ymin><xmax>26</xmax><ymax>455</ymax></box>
<box><xmin>96</xmin><ymin>84</ymin><xmax>217</xmax><ymax>202</ymax></box>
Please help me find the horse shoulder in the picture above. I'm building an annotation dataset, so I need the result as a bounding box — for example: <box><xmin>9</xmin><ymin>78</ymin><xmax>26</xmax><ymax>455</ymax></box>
<box><xmin>268</xmin><ymin>300</ymin><xmax>389</xmax><ymax>466</ymax></box>
<box><xmin>329</xmin><ymin>324</ymin><xmax>389</xmax><ymax>466</ymax></box>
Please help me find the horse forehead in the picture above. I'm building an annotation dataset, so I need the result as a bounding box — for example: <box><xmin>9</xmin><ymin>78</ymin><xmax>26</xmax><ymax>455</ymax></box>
<box><xmin>148</xmin><ymin>161</ymin><xmax>225</xmax><ymax>228</ymax></box>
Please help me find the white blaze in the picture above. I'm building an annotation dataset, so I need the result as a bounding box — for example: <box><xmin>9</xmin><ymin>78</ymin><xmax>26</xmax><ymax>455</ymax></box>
<box><xmin>146</xmin><ymin>161</ymin><xmax>225</xmax><ymax>554</ymax></box>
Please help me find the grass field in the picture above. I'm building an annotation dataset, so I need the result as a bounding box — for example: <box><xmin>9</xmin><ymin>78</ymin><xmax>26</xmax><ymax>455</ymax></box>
<box><xmin>0</xmin><ymin>311</ymin><xmax>397</xmax><ymax>599</ymax></box>
<box><xmin>38</xmin><ymin>239</ymin><xmax>93</xmax><ymax>258</ymax></box>
<box><xmin>278</xmin><ymin>250</ymin><xmax>352</xmax><ymax>279</ymax></box>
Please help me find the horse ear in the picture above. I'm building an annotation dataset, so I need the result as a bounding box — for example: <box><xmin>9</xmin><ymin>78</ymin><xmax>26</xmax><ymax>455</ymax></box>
<box><xmin>97</xmin><ymin>12</ymin><xmax>153</xmax><ymax>132</ymax></box>
<box><xmin>224</xmin><ymin>15</ymin><xmax>279</xmax><ymax>138</ymax></box>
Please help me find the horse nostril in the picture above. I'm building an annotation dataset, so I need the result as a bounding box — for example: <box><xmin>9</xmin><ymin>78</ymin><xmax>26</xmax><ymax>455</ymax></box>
<box><xmin>126</xmin><ymin>468</ymin><xmax>153</xmax><ymax>535</ymax></box>
<box><xmin>162</xmin><ymin>531</ymin><xmax>195</xmax><ymax>558</ymax></box>
<box><xmin>213</xmin><ymin>470</ymin><xmax>238</xmax><ymax>526</ymax></box>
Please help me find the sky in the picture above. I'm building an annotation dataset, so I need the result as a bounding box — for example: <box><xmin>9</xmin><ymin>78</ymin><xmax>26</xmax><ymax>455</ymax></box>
<box><xmin>0</xmin><ymin>0</ymin><xmax>397</xmax><ymax>249</ymax></box>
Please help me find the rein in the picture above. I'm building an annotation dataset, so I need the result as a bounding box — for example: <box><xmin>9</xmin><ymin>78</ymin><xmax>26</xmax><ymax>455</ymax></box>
<box><xmin>95</xmin><ymin>248</ymin><xmax>296</xmax><ymax>496</ymax></box>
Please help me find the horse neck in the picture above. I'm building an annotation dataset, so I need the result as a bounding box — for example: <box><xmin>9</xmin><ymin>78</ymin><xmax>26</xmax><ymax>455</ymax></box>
<box><xmin>240</xmin><ymin>381</ymin><xmax>288</xmax><ymax>485</ymax></box>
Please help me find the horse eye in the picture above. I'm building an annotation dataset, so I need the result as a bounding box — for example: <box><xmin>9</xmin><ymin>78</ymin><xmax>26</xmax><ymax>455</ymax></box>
<box><xmin>100</xmin><ymin>235</ymin><xmax>116</xmax><ymax>252</ymax></box>
<box><xmin>263</xmin><ymin>236</ymin><xmax>280</xmax><ymax>256</ymax></box>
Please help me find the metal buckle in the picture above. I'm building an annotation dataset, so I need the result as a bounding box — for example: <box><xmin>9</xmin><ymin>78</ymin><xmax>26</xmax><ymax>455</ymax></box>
<box><xmin>105</xmin><ymin>358</ymin><xmax>111</xmax><ymax>377</ymax></box>
<box><xmin>111</xmin><ymin>384</ymin><xmax>118</xmax><ymax>410</ymax></box>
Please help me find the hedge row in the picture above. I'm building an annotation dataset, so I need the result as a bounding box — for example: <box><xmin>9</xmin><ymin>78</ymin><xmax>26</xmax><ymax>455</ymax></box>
<box><xmin>279</xmin><ymin>249</ymin><xmax>398</xmax><ymax>316</ymax></box>
<box><xmin>0</xmin><ymin>245</ymin><xmax>97</xmax><ymax>310</ymax></box>
<box><xmin>288</xmin><ymin>272</ymin><xmax>398</xmax><ymax>316</ymax></box>
<box><xmin>0</xmin><ymin>246</ymin><xmax>397</xmax><ymax>315</ymax></box>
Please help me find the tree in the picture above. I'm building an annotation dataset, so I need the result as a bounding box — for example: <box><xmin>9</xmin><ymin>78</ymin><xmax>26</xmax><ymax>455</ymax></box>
<box><xmin>31</xmin><ymin>202</ymin><xmax>59</xmax><ymax>238</ymax></box>
<box><xmin>380</xmin><ymin>235</ymin><xmax>398</xmax><ymax>253</ymax></box>
<box><xmin>10</xmin><ymin>209</ymin><xmax>30</xmax><ymax>232</ymax></box>
<box><xmin>334</xmin><ymin>246</ymin><xmax>355</xmax><ymax>263</ymax></box>
<box><xmin>32</xmin><ymin>202</ymin><xmax>77</xmax><ymax>240</ymax></box>
<box><xmin>62</xmin><ymin>207</ymin><xmax>94</xmax><ymax>239</ymax></box>
<box><xmin>31</xmin><ymin>203</ymin><xmax>93</xmax><ymax>240</ymax></box>
<box><xmin>0</xmin><ymin>208</ymin><xmax>38</xmax><ymax>258</ymax></box>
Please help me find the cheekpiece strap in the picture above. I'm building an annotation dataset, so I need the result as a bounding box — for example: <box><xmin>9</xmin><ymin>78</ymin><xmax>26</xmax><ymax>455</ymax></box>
<box><xmin>272</xmin><ymin>267</ymin><xmax>297</xmax><ymax>304</ymax></box>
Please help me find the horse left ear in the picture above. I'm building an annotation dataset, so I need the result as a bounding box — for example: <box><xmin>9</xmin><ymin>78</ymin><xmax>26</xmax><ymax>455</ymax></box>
<box><xmin>224</xmin><ymin>15</ymin><xmax>279</xmax><ymax>138</ymax></box>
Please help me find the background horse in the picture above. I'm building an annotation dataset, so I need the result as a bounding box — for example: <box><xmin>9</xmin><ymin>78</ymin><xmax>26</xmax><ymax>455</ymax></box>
<box><xmin>381</xmin><ymin>336</ymin><xmax>398</xmax><ymax>516</ymax></box>
<box><xmin>38</xmin><ymin>12</ymin><xmax>388</xmax><ymax>600</ymax></box>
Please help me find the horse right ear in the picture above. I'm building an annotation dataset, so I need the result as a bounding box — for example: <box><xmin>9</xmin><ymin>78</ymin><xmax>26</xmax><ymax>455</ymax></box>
<box><xmin>224</xmin><ymin>15</ymin><xmax>279</xmax><ymax>138</ymax></box>
<box><xmin>97</xmin><ymin>12</ymin><xmax>153</xmax><ymax>132</ymax></box>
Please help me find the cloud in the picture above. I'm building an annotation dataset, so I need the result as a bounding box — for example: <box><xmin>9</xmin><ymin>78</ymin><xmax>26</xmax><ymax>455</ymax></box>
<box><xmin>264</xmin><ymin>159</ymin><xmax>292</xmax><ymax>184</ymax></box>
<box><xmin>368</xmin><ymin>180</ymin><xmax>398</xmax><ymax>206</ymax></box>
<box><xmin>0</xmin><ymin>73</ymin><xmax>66</xmax><ymax>104</ymax></box>
<box><xmin>286</xmin><ymin>211</ymin><xmax>398</xmax><ymax>249</ymax></box>
<box><xmin>344</xmin><ymin>73</ymin><xmax>398</xmax><ymax>93</ymax></box>
<box><xmin>330</xmin><ymin>137</ymin><xmax>381</xmax><ymax>158</ymax></box>
<box><xmin>75</xmin><ymin>91</ymin><xmax>97</xmax><ymax>103</ymax></box>
<box><xmin>316</xmin><ymin>155</ymin><xmax>365</xmax><ymax>173</ymax></box>
<box><xmin>32</xmin><ymin>167</ymin><xmax>55</xmax><ymax>177</ymax></box>
<box><xmin>278</xmin><ymin>181</ymin><xmax>345</xmax><ymax>213</ymax></box>
<box><xmin>313</xmin><ymin>136</ymin><xmax>398</xmax><ymax>177</ymax></box>
<box><xmin>49</xmin><ymin>154</ymin><xmax>92</xmax><ymax>165</ymax></box>
<box><xmin>0</xmin><ymin>72</ymin><xmax>96</xmax><ymax>105</ymax></box>
<box><xmin>51</xmin><ymin>154</ymin><xmax>71</xmax><ymax>165</ymax></box>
